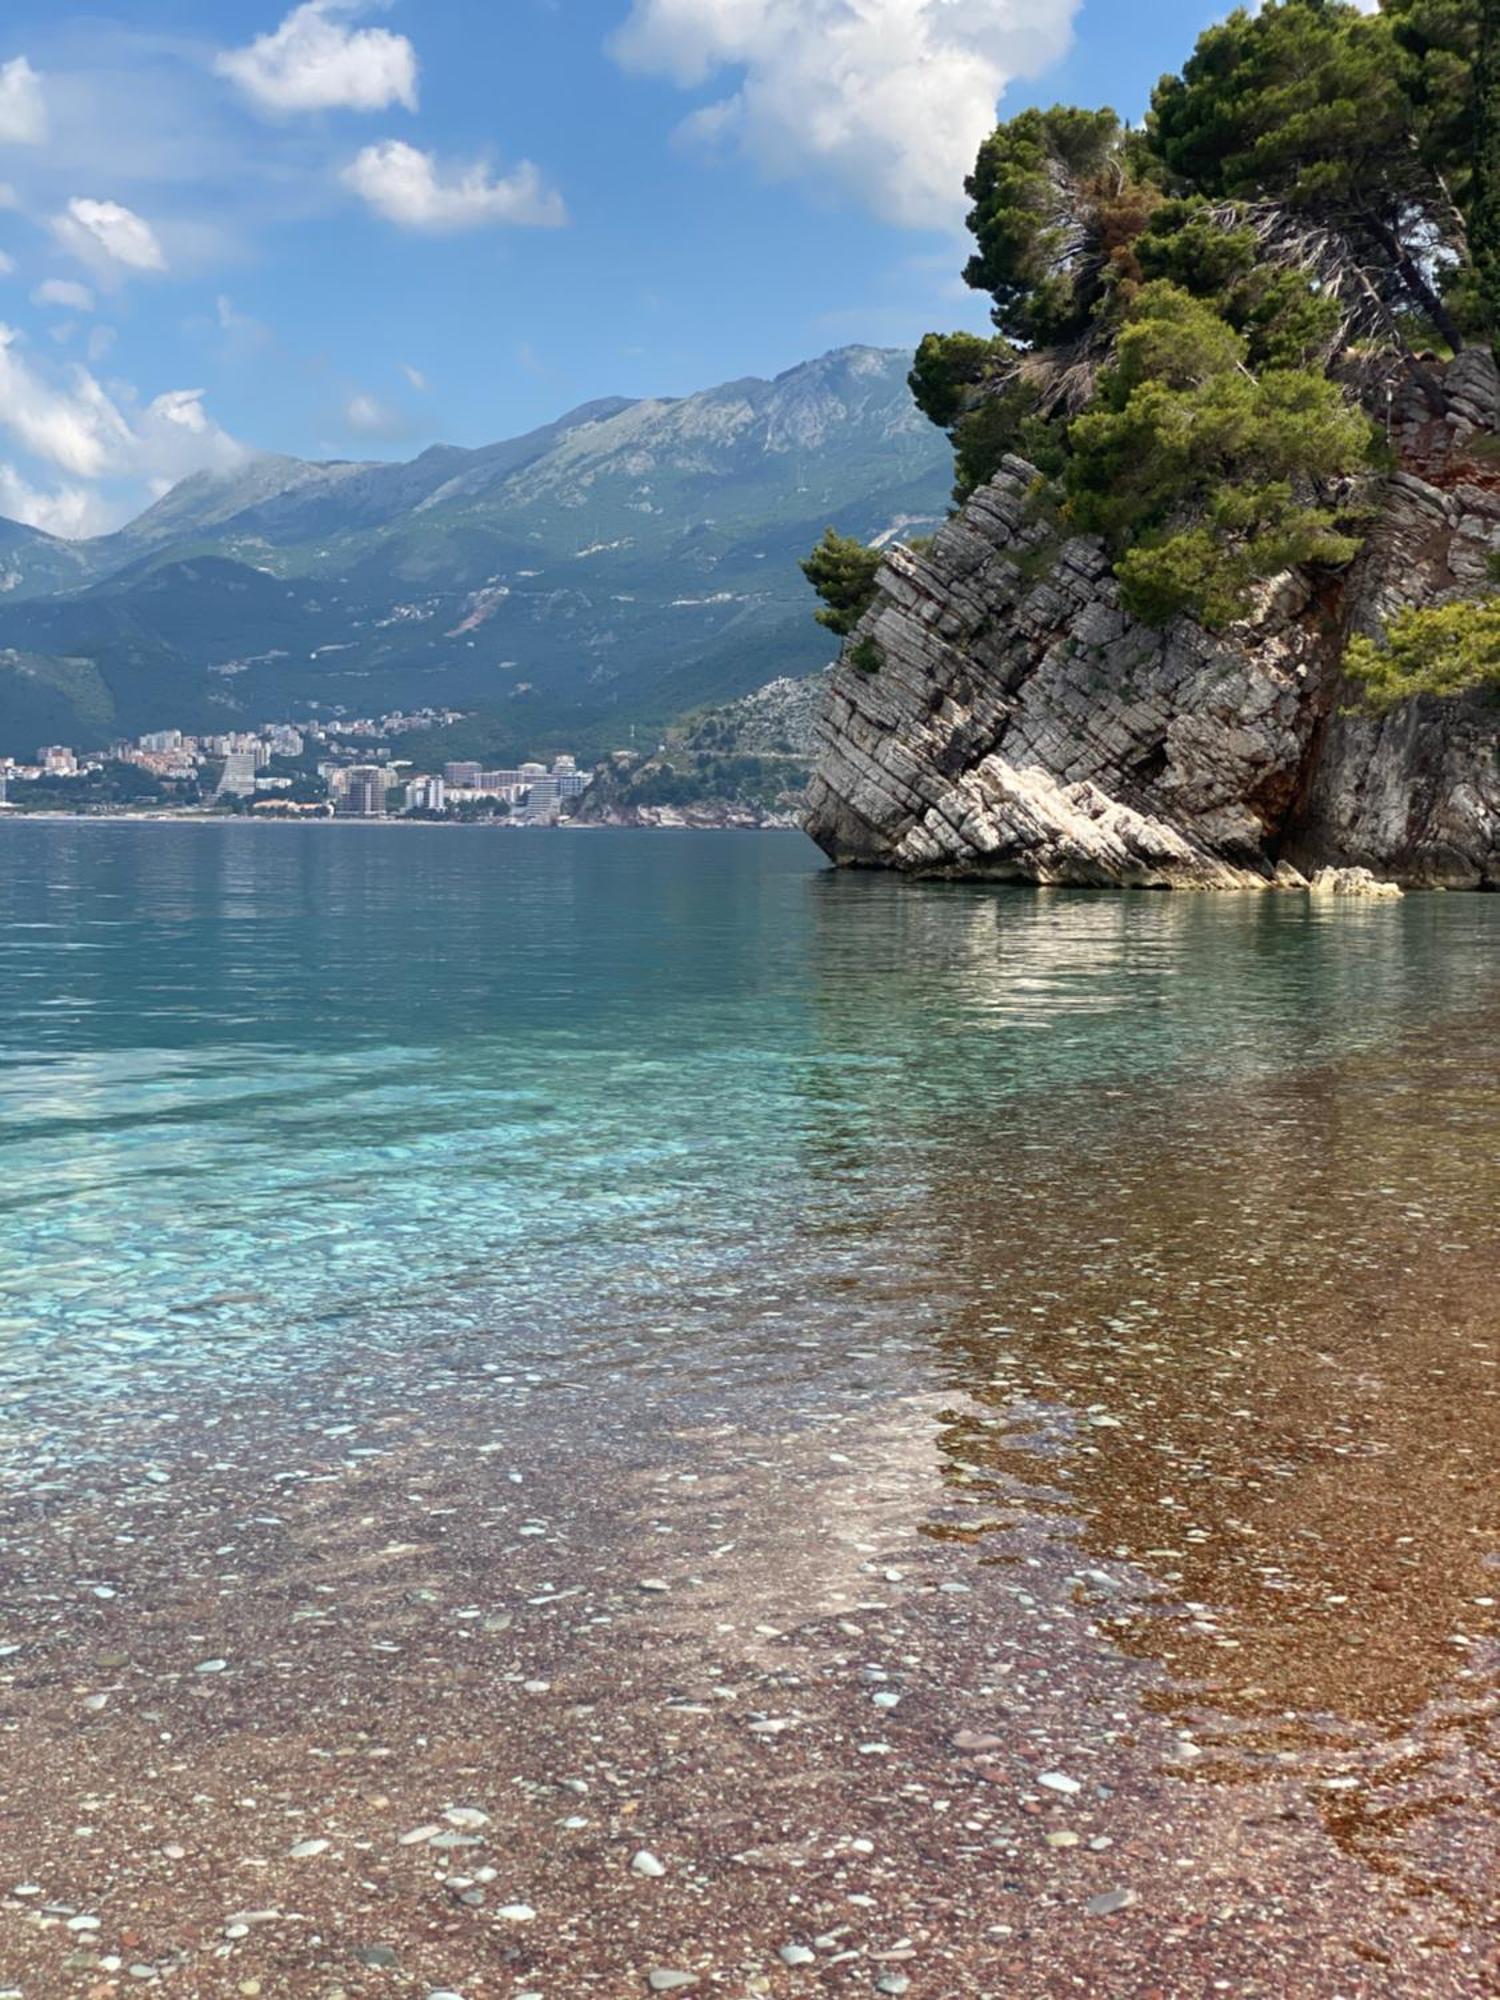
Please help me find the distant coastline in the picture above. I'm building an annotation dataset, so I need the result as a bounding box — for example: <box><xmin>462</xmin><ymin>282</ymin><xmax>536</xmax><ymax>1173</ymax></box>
<box><xmin>0</xmin><ymin>810</ymin><xmax>797</xmax><ymax>831</ymax></box>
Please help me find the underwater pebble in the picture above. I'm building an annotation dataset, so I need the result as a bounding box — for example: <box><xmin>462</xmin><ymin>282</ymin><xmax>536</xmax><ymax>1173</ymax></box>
<box><xmin>1086</xmin><ymin>1888</ymin><xmax>1138</xmax><ymax>1916</ymax></box>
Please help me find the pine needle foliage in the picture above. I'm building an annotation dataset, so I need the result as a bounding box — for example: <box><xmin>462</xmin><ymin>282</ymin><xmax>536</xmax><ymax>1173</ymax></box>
<box><xmin>1346</xmin><ymin>598</ymin><xmax>1500</xmax><ymax>711</ymax></box>
<box><xmin>898</xmin><ymin>0</ymin><xmax>1500</xmax><ymax>631</ymax></box>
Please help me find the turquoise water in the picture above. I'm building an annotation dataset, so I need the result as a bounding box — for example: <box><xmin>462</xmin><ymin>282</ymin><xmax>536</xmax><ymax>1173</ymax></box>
<box><xmin>1</xmin><ymin>821</ymin><xmax>1496</xmax><ymax>1415</ymax></box>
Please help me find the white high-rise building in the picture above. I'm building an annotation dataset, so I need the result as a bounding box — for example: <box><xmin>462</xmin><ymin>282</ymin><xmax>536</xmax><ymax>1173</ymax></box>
<box><xmin>216</xmin><ymin>752</ymin><xmax>259</xmax><ymax>798</ymax></box>
<box><xmin>404</xmin><ymin>775</ymin><xmax>446</xmax><ymax>812</ymax></box>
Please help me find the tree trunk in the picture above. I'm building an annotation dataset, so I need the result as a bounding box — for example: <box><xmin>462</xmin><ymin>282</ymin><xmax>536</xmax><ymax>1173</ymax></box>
<box><xmin>1371</xmin><ymin>217</ymin><xmax>1466</xmax><ymax>353</ymax></box>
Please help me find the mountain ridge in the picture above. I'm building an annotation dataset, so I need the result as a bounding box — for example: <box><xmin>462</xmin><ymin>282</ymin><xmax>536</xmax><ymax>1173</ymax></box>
<box><xmin>0</xmin><ymin>346</ymin><xmax>951</xmax><ymax>757</ymax></box>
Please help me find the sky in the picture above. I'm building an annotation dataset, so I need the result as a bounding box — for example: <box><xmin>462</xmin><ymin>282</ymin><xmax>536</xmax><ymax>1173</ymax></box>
<box><xmin>0</xmin><ymin>0</ymin><xmax>1248</xmax><ymax>538</ymax></box>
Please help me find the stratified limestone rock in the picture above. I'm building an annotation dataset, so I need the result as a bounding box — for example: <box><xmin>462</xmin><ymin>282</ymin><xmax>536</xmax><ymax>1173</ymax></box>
<box><xmin>805</xmin><ymin>356</ymin><xmax>1500</xmax><ymax>891</ymax></box>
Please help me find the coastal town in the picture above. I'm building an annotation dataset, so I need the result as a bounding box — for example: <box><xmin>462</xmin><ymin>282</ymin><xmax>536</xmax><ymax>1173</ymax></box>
<box><xmin>0</xmin><ymin>709</ymin><xmax>596</xmax><ymax>823</ymax></box>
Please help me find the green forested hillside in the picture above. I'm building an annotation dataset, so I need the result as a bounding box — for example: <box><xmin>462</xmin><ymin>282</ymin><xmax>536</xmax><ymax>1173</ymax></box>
<box><xmin>0</xmin><ymin>347</ymin><xmax>948</xmax><ymax>755</ymax></box>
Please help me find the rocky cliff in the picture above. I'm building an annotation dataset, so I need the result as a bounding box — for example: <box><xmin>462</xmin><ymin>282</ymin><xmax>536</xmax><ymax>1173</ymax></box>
<box><xmin>805</xmin><ymin>351</ymin><xmax>1500</xmax><ymax>889</ymax></box>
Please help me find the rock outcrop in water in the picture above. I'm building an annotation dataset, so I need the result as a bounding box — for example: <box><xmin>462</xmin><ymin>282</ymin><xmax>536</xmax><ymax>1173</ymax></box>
<box><xmin>805</xmin><ymin>352</ymin><xmax>1500</xmax><ymax>889</ymax></box>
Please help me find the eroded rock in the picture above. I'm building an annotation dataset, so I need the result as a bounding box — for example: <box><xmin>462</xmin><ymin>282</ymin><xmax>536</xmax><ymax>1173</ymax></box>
<box><xmin>806</xmin><ymin>356</ymin><xmax>1500</xmax><ymax>891</ymax></box>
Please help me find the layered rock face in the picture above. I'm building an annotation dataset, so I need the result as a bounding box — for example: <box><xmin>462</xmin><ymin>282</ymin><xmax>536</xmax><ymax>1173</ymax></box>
<box><xmin>805</xmin><ymin>352</ymin><xmax>1500</xmax><ymax>889</ymax></box>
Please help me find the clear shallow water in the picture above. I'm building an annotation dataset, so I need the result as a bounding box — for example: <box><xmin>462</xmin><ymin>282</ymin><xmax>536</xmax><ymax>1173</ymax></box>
<box><xmin>1</xmin><ymin>820</ymin><xmax>1497</xmax><ymax>1418</ymax></box>
<box><xmin>2</xmin><ymin>821</ymin><xmax>1499</xmax><ymax>1980</ymax></box>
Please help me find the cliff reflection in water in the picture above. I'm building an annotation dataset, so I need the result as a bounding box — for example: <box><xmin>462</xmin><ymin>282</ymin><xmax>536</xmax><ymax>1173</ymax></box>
<box><xmin>802</xmin><ymin>878</ymin><xmax>1499</xmax><ymax>1913</ymax></box>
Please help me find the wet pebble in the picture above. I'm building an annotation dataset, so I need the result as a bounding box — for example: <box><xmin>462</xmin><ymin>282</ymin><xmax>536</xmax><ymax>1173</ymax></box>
<box><xmin>1085</xmin><ymin>1888</ymin><xmax>1138</xmax><ymax>1916</ymax></box>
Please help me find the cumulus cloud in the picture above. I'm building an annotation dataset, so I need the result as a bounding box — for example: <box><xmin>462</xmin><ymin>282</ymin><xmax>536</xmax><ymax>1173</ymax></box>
<box><xmin>342</xmin><ymin>139</ymin><xmax>566</xmax><ymax>231</ymax></box>
<box><xmin>611</xmin><ymin>0</ymin><xmax>1081</xmax><ymax>230</ymax></box>
<box><xmin>0</xmin><ymin>323</ymin><xmax>242</xmax><ymax>534</ymax></box>
<box><xmin>0</xmin><ymin>57</ymin><xmax>47</xmax><ymax>146</ymax></box>
<box><xmin>52</xmin><ymin>198</ymin><xmax>167</xmax><ymax>278</ymax></box>
<box><xmin>216</xmin><ymin>1</ymin><xmax>418</xmax><ymax>115</ymax></box>
<box><xmin>0</xmin><ymin>324</ymin><xmax>128</xmax><ymax>476</ymax></box>
<box><xmin>0</xmin><ymin>462</ymin><xmax>104</xmax><ymax>538</ymax></box>
<box><xmin>33</xmin><ymin>278</ymin><xmax>96</xmax><ymax>312</ymax></box>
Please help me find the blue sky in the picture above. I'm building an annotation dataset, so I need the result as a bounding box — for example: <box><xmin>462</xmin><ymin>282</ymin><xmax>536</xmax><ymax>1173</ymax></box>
<box><xmin>0</xmin><ymin>0</ymin><xmax>1234</xmax><ymax>536</ymax></box>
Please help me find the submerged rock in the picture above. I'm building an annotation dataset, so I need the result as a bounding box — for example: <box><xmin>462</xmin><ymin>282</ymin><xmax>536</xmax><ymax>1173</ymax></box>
<box><xmin>805</xmin><ymin>352</ymin><xmax>1500</xmax><ymax>891</ymax></box>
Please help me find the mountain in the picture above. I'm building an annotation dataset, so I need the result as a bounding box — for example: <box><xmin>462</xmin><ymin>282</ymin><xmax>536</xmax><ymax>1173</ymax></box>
<box><xmin>0</xmin><ymin>517</ymin><xmax>98</xmax><ymax>600</ymax></box>
<box><xmin>0</xmin><ymin>348</ymin><xmax>951</xmax><ymax>755</ymax></box>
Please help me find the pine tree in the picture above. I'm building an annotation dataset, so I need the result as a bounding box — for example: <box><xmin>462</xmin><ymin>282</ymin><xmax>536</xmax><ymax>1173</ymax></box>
<box><xmin>799</xmin><ymin>530</ymin><xmax>883</xmax><ymax>638</ymax></box>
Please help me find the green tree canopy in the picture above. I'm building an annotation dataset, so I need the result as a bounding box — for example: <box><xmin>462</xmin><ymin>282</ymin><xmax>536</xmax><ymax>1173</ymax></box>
<box><xmin>962</xmin><ymin>107</ymin><xmax>1140</xmax><ymax>347</ymax></box>
<box><xmin>1065</xmin><ymin>284</ymin><xmax>1371</xmax><ymax>625</ymax></box>
<box><xmin>799</xmin><ymin>529</ymin><xmax>883</xmax><ymax>637</ymax></box>
<box><xmin>887</xmin><ymin>0</ymin><xmax>1500</xmax><ymax>643</ymax></box>
<box><xmin>1149</xmin><ymin>0</ymin><xmax>1469</xmax><ymax>347</ymax></box>
<box><xmin>1345</xmin><ymin>597</ymin><xmax>1500</xmax><ymax>710</ymax></box>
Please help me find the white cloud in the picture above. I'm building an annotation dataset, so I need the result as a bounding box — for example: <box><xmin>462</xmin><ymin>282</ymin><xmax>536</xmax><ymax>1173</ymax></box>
<box><xmin>52</xmin><ymin>198</ymin><xmax>167</xmax><ymax>278</ymax></box>
<box><xmin>343</xmin><ymin>389</ymin><xmax>410</xmax><ymax>439</ymax></box>
<box><xmin>0</xmin><ymin>250</ymin><xmax>14</xmax><ymax>277</ymax></box>
<box><xmin>0</xmin><ymin>183</ymin><xmax>17</xmax><ymax>210</ymax></box>
<box><xmin>342</xmin><ymin>139</ymin><xmax>566</xmax><ymax>231</ymax></box>
<box><xmin>611</xmin><ymin>0</ymin><xmax>1081</xmax><ymax>230</ymax></box>
<box><xmin>216</xmin><ymin>1</ymin><xmax>418</xmax><ymax>115</ymax></box>
<box><xmin>0</xmin><ymin>324</ymin><xmax>127</xmax><ymax>476</ymax></box>
<box><xmin>402</xmin><ymin>362</ymin><xmax>427</xmax><ymax>391</ymax></box>
<box><xmin>135</xmin><ymin>387</ymin><xmax>244</xmax><ymax>486</ymax></box>
<box><xmin>33</xmin><ymin>278</ymin><xmax>96</xmax><ymax>312</ymax></box>
<box><xmin>0</xmin><ymin>462</ymin><xmax>103</xmax><ymax>537</ymax></box>
<box><xmin>0</xmin><ymin>57</ymin><xmax>47</xmax><ymax>147</ymax></box>
<box><xmin>0</xmin><ymin>323</ymin><xmax>241</xmax><ymax>534</ymax></box>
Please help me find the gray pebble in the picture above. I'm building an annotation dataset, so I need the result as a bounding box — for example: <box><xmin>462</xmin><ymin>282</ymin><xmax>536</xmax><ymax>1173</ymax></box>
<box><xmin>1085</xmin><ymin>1888</ymin><xmax>1138</xmax><ymax>1916</ymax></box>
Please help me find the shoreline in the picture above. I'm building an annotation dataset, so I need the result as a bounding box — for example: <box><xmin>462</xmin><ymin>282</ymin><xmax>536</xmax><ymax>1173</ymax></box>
<box><xmin>0</xmin><ymin>811</ymin><xmax>803</xmax><ymax>832</ymax></box>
